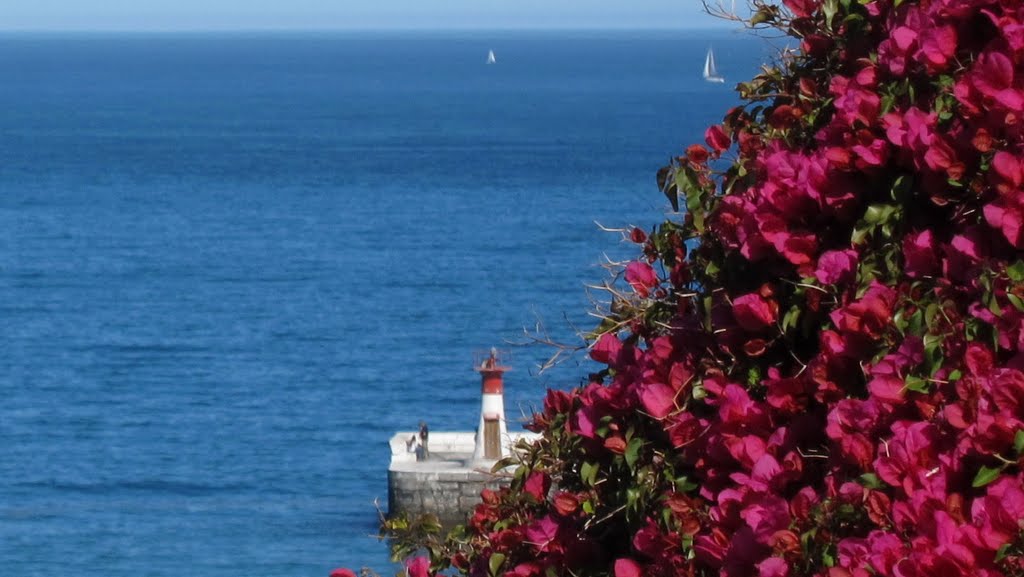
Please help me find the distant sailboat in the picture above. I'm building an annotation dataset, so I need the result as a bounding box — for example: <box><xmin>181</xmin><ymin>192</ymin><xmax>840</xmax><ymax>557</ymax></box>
<box><xmin>487</xmin><ymin>50</ymin><xmax>496</xmax><ymax>64</ymax></box>
<box><xmin>703</xmin><ymin>47</ymin><xmax>725</xmax><ymax>83</ymax></box>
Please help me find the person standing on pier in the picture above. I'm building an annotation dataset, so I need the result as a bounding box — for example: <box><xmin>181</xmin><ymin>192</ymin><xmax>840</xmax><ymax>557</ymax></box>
<box><xmin>418</xmin><ymin>421</ymin><xmax>429</xmax><ymax>460</ymax></box>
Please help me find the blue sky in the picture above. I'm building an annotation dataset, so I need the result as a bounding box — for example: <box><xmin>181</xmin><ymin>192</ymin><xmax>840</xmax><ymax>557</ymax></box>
<box><xmin>3</xmin><ymin>0</ymin><xmax>741</xmax><ymax>31</ymax></box>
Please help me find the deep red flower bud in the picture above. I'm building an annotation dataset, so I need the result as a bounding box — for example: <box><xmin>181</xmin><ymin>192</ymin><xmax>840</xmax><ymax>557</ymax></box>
<box><xmin>744</xmin><ymin>338</ymin><xmax>768</xmax><ymax>357</ymax></box>
<box><xmin>705</xmin><ymin>125</ymin><xmax>732</xmax><ymax>152</ymax></box>
<box><xmin>972</xmin><ymin>128</ymin><xmax>993</xmax><ymax>152</ymax></box>
<box><xmin>865</xmin><ymin>490</ymin><xmax>891</xmax><ymax>525</ymax></box>
<box><xmin>543</xmin><ymin>389</ymin><xmax>573</xmax><ymax>415</ymax></box>
<box><xmin>604</xmin><ymin>435</ymin><xmax>627</xmax><ymax>454</ymax></box>
<box><xmin>769</xmin><ymin>529</ymin><xmax>801</xmax><ymax>556</ymax></box>
<box><xmin>553</xmin><ymin>492</ymin><xmax>580</xmax><ymax>516</ymax></box>
<box><xmin>686</xmin><ymin>144</ymin><xmax>710</xmax><ymax>164</ymax></box>
<box><xmin>799</xmin><ymin>77</ymin><xmax>817</xmax><ymax>97</ymax></box>
<box><xmin>801</xmin><ymin>34</ymin><xmax>833</xmax><ymax>58</ymax></box>
<box><xmin>630</xmin><ymin>227</ymin><xmax>647</xmax><ymax>244</ymax></box>
<box><xmin>768</xmin><ymin>104</ymin><xmax>801</xmax><ymax>129</ymax></box>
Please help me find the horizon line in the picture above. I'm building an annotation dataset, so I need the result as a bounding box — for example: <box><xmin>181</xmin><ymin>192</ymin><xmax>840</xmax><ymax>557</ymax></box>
<box><xmin>0</xmin><ymin>24</ymin><xmax>742</xmax><ymax>35</ymax></box>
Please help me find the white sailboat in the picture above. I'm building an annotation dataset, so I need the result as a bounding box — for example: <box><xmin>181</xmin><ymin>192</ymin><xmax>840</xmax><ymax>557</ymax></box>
<box><xmin>487</xmin><ymin>49</ymin><xmax>496</xmax><ymax>64</ymax></box>
<box><xmin>703</xmin><ymin>47</ymin><xmax>725</xmax><ymax>83</ymax></box>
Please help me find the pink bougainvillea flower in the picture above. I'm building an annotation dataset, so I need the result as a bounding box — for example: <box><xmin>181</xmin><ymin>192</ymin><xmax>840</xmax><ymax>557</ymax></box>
<box><xmin>867</xmin><ymin>374</ymin><xmax>905</xmax><ymax>405</ymax></box>
<box><xmin>874</xmin><ymin>420</ymin><xmax>940</xmax><ymax>495</ymax></box>
<box><xmin>983</xmin><ymin>200</ymin><xmax>1024</xmax><ymax>248</ymax></box>
<box><xmin>639</xmin><ymin>381</ymin><xmax>677</xmax><ymax>419</ymax></box>
<box><xmin>970</xmin><ymin>475</ymin><xmax>1024</xmax><ymax>551</ymax></box>
<box><xmin>614</xmin><ymin>558</ymin><xmax>643</xmax><ymax>577</ymax></box>
<box><xmin>733</xmin><ymin>293</ymin><xmax>777</xmax><ymax>332</ymax></box>
<box><xmin>757</xmin><ymin>556</ymin><xmax>790</xmax><ymax>577</ymax></box>
<box><xmin>968</xmin><ymin>51</ymin><xmax>1015</xmax><ymax>101</ymax></box>
<box><xmin>782</xmin><ymin>0</ymin><xmax>815</xmax><ymax>18</ymax></box>
<box><xmin>625</xmin><ymin>261</ymin><xmax>658</xmax><ymax>298</ymax></box>
<box><xmin>815</xmin><ymin>249</ymin><xmax>858</xmax><ymax>285</ymax></box>
<box><xmin>330</xmin><ymin>569</ymin><xmax>357</xmax><ymax>577</ymax></box>
<box><xmin>525</xmin><ymin>515</ymin><xmax>560</xmax><ymax>552</ymax></box>
<box><xmin>943</xmin><ymin>230</ymin><xmax>985</xmax><ymax>282</ymax></box>
<box><xmin>992</xmin><ymin>151</ymin><xmax>1024</xmax><ymax>190</ymax></box>
<box><xmin>918</xmin><ymin>24</ymin><xmax>957</xmax><ymax>72</ymax></box>
<box><xmin>741</xmin><ymin>494</ymin><xmax>791</xmax><ymax>544</ymax></box>
<box><xmin>665</xmin><ymin>411</ymin><xmax>704</xmax><ymax>448</ymax></box>
<box><xmin>590</xmin><ymin>332</ymin><xmax>623</xmax><ymax>365</ymax></box>
<box><xmin>405</xmin><ymin>557</ymin><xmax>430</xmax><ymax>577</ymax></box>
<box><xmin>412</xmin><ymin>5</ymin><xmax>1024</xmax><ymax>577</ymax></box>
<box><xmin>524</xmin><ymin>471</ymin><xmax>550</xmax><ymax>502</ymax></box>
<box><xmin>903</xmin><ymin>230</ymin><xmax>940</xmax><ymax>277</ymax></box>
<box><xmin>830</xmin><ymin>281</ymin><xmax>897</xmax><ymax>341</ymax></box>
<box><xmin>826</xmin><ymin>399</ymin><xmax>881</xmax><ymax>467</ymax></box>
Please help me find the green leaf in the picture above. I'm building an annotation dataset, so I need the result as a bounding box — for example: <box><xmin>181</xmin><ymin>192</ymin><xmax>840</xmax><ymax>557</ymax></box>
<box><xmin>749</xmin><ymin>7</ymin><xmax>772</xmax><ymax>26</ymax></box>
<box><xmin>1007</xmin><ymin>261</ymin><xmax>1024</xmax><ymax>282</ymax></box>
<box><xmin>988</xmin><ymin>292</ymin><xmax>1004</xmax><ymax>317</ymax></box>
<box><xmin>852</xmin><ymin>227</ymin><xmax>867</xmax><ymax>244</ymax></box>
<box><xmin>677</xmin><ymin>167</ymin><xmax>707</xmax><ymax>233</ymax></box>
<box><xmin>1008</xmin><ymin>293</ymin><xmax>1024</xmax><ymax>313</ymax></box>
<box><xmin>801</xmin><ymin>528</ymin><xmax>818</xmax><ymax>551</ymax></box>
<box><xmin>626</xmin><ymin>487</ymin><xmax>640</xmax><ymax>511</ymax></box>
<box><xmin>863</xmin><ymin>203</ymin><xmax>897</xmax><ymax>225</ymax></box>
<box><xmin>625</xmin><ymin>437</ymin><xmax>643</xmax><ymax>470</ymax></box>
<box><xmin>674</xmin><ymin>475</ymin><xmax>697</xmax><ymax>492</ymax></box>
<box><xmin>1015</xmin><ymin>430</ymin><xmax>1024</xmax><ymax>455</ymax></box>
<box><xmin>904</xmin><ymin>375</ymin><xmax>930</xmax><ymax>394</ymax></box>
<box><xmin>489</xmin><ymin>553</ymin><xmax>506</xmax><ymax>577</ymax></box>
<box><xmin>996</xmin><ymin>543</ymin><xmax>1012</xmax><ymax>563</ymax></box>
<box><xmin>705</xmin><ymin>260</ymin><xmax>720</xmax><ymax>278</ymax></box>
<box><xmin>923</xmin><ymin>334</ymin><xmax>944</xmax><ymax>376</ymax></box>
<box><xmin>692</xmin><ymin>383</ymin><xmax>707</xmax><ymax>401</ymax></box>
<box><xmin>907</xmin><ymin>309</ymin><xmax>924</xmax><ymax>336</ymax></box>
<box><xmin>782</xmin><ymin>306</ymin><xmax>801</xmax><ymax>333</ymax></box>
<box><xmin>822</xmin><ymin>549</ymin><xmax>835</xmax><ymax>567</ymax></box>
<box><xmin>703</xmin><ymin>296</ymin><xmax>714</xmax><ymax>332</ymax></box>
<box><xmin>581</xmin><ymin>461</ymin><xmax>599</xmax><ymax>487</ymax></box>
<box><xmin>858</xmin><ymin>472</ymin><xmax>882</xmax><ymax>489</ymax></box>
<box><xmin>823</xmin><ymin>0</ymin><xmax>839</xmax><ymax>27</ymax></box>
<box><xmin>924</xmin><ymin>303</ymin><xmax>940</xmax><ymax>329</ymax></box>
<box><xmin>948</xmin><ymin>369</ymin><xmax>962</xmax><ymax>382</ymax></box>
<box><xmin>891</xmin><ymin>175</ymin><xmax>913</xmax><ymax>205</ymax></box>
<box><xmin>972</xmin><ymin>465</ymin><xmax>1005</xmax><ymax>488</ymax></box>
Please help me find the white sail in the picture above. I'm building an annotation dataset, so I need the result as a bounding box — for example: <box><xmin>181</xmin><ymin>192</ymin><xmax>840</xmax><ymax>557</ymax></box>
<box><xmin>487</xmin><ymin>50</ymin><xmax>496</xmax><ymax>64</ymax></box>
<box><xmin>703</xmin><ymin>47</ymin><xmax>725</xmax><ymax>83</ymax></box>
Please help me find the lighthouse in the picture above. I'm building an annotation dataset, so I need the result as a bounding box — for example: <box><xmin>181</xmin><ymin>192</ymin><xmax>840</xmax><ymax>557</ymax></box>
<box><xmin>472</xmin><ymin>347</ymin><xmax>509</xmax><ymax>462</ymax></box>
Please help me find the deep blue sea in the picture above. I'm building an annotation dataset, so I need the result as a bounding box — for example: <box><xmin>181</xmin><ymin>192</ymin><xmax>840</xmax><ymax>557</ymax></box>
<box><xmin>0</xmin><ymin>30</ymin><xmax>767</xmax><ymax>576</ymax></box>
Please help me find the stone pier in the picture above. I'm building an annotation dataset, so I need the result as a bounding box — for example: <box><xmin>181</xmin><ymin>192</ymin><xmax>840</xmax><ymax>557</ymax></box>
<box><xmin>386</xmin><ymin>430</ymin><xmax>539</xmax><ymax>523</ymax></box>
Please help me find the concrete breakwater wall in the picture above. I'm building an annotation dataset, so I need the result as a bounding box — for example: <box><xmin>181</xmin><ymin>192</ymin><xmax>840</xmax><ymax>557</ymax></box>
<box><xmin>387</xmin><ymin>431</ymin><xmax>539</xmax><ymax>523</ymax></box>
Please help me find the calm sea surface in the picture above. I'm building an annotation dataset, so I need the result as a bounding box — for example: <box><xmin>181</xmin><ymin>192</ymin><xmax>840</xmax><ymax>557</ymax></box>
<box><xmin>0</xmin><ymin>31</ymin><xmax>767</xmax><ymax>576</ymax></box>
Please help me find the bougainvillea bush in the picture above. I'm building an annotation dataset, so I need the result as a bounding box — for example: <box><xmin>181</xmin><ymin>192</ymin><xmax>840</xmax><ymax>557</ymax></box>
<box><xmin>373</xmin><ymin>1</ymin><xmax>1024</xmax><ymax>576</ymax></box>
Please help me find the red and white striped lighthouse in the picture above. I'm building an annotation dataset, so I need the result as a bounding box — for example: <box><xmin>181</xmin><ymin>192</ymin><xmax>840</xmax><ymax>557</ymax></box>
<box><xmin>472</xmin><ymin>347</ymin><xmax>509</xmax><ymax>462</ymax></box>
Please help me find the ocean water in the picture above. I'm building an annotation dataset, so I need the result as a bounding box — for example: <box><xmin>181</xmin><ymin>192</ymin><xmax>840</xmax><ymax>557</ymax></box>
<box><xmin>0</xmin><ymin>31</ymin><xmax>767</xmax><ymax>576</ymax></box>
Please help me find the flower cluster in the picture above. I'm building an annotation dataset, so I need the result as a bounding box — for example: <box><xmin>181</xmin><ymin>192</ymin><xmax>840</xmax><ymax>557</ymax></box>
<box><xmin>375</xmin><ymin>1</ymin><xmax>1024</xmax><ymax>577</ymax></box>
